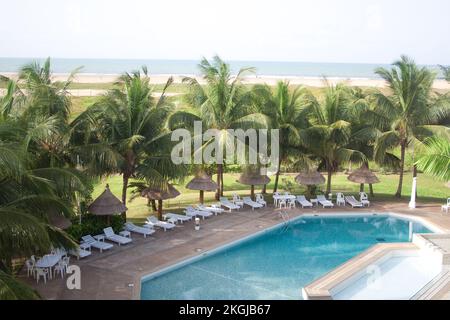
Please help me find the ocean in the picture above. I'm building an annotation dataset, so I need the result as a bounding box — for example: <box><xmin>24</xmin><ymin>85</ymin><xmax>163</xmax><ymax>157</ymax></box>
<box><xmin>0</xmin><ymin>57</ymin><xmax>443</xmax><ymax>79</ymax></box>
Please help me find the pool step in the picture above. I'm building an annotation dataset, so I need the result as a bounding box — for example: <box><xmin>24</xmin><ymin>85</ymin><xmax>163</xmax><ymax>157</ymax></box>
<box><xmin>410</xmin><ymin>269</ymin><xmax>450</xmax><ymax>300</ymax></box>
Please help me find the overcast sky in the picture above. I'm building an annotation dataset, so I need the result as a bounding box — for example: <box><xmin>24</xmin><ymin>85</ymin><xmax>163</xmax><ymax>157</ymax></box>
<box><xmin>1</xmin><ymin>0</ymin><xmax>450</xmax><ymax>64</ymax></box>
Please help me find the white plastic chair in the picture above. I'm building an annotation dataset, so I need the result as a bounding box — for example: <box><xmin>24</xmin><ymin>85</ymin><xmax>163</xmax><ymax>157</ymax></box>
<box><xmin>232</xmin><ymin>193</ymin><xmax>244</xmax><ymax>207</ymax></box>
<box><xmin>287</xmin><ymin>199</ymin><xmax>296</xmax><ymax>209</ymax></box>
<box><xmin>53</xmin><ymin>261</ymin><xmax>65</xmax><ymax>279</ymax></box>
<box><xmin>273</xmin><ymin>192</ymin><xmax>280</xmax><ymax>206</ymax></box>
<box><xmin>35</xmin><ymin>268</ymin><xmax>48</xmax><ymax>284</ymax></box>
<box><xmin>336</xmin><ymin>193</ymin><xmax>345</xmax><ymax>206</ymax></box>
<box><xmin>279</xmin><ymin>199</ymin><xmax>287</xmax><ymax>209</ymax></box>
<box><xmin>255</xmin><ymin>194</ymin><xmax>267</xmax><ymax>207</ymax></box>
<box><xmin>62</xmin><ymin>256</ymin><xmax>70</xmax><ymax>273</ymax></box>
<box><xmin>25</xmin><ymin>259</ymin><xmax>35</xmax><ymax>278</ymax></box>
<box><xmin>442</xmin><ymin>198</ymin><xmax>450</xmax><ymax>213</ymax></box>
<box><xmin>359</xmin><ymin>192</ymin><xmax>370</xmax><ymax>207</ymax></box>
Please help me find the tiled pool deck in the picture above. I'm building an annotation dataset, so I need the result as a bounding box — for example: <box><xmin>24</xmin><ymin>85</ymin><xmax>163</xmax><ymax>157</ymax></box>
<box><xmin>22</xmin><ymin>201</ymin><xmax>450</xmax><ymax>300</ymax></box>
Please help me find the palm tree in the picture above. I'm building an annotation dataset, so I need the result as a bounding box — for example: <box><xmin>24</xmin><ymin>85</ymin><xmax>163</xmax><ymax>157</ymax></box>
<box><xmin>0</xmin><ymin>59</ymin><xmax>93</xmax><ymax>299</ymax></box>
<box><xmin>373</xmin><ymin>56</ymin><xmax>449</xmax><ymax>197</ymax></box>
<box><xmin>169</xmin><ymin>56</ymin><xmax>268</xmax><ymax>199</ymax></box>
<box><xmin>72</xmin><ymin>68</ymin><xmax>174</xmax><ymax>218</ymax></box>
<box><xmin>416</xmin><ymin>137</ymin><xmax>450</xmax><ymax>182</ymax></box>
<box><xmin>301</xmin><ymin>82</ymin><xmax>365</xmax><ymax>194</ymax></box>
<box><xmin>0</xmin><ymin>270</ymin><xmax>41</xmax><ymax>300</ymax></box>
<box><xmin>19</xmin><ymin>58</ymin><xmax>80</xmax><ymax>122</ymax></box>
<box><xmin>252</xmin><ymin>81</ymin><xmax>309</xmax><ymax>192</ymax></box>
<box><xmin>0</xmin><ymin>123</ymin><xmax>85</xmax><ymax>298</ymax></box>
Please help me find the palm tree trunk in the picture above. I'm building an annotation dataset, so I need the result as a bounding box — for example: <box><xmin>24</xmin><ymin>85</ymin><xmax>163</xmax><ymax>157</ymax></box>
<box><xmin>151</xmin><ymin>200</ymin><xmax>157</xmax><ymax>212</ymax></box>
<box><xmin>326</xmin><ymin>164</ymin><xmax>332</xmax><ymax>195</ymax></box>
<box><xmin>395</xmin><ymin>142</ymin><xmax>406</xmax><ymax>198</ymax></box>
<box><xmin>215</xmin><ymin>164</ymin><xmax>223</xmax><ymax>200</ymax></box>
<box><xmin>121</xmin><ymin>173</ymin><xmax>130</xmax><ymax>220</ymax></box>
<box><xmin>360</xmin><ymin>183</ymin><xmax>364</xmax><ymax>192</ymax></box>
<box><xmin>251</xmin><ymin>185</ymin><xmax>255</xmax><ymax>200</ymax></box>
<box><xmin>413</xmin><ymin>164</ymin><xmax>418</xmax><ymax>198</ymax></box>
<box><xmin>262</xmin><ymin>184</ymin><xmax>267</xmax><ymax>194</ymax></box>
<box><xmin>220</xmin><ymin>168</ymin><xmax>224</xmax><ymax>197</ymax></box>
<box><xmin>199</xmin><ymin>190</ymin><xmax>204</xmax><ymax>204</ymax></box>
<box><xmin>157</xmin><ymin>200</ymin><xmax>163</xmax><ymax>220</ymax></box>
<box><xmin>369</xmin><ymin>184</ymin><xmax>374</xmax><ymax>197</ymax></box>
<box><xmin>273</xmin><ymin>158</ymin><xmax>282</xmax><ymax>193</ymax></box>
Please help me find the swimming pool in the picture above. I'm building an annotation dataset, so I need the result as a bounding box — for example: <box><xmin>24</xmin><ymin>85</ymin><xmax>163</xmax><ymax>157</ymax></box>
<box><xmin>140</xmin><ymin>214</ymin><xmax>433</xmax><ymax>300</ymax></box>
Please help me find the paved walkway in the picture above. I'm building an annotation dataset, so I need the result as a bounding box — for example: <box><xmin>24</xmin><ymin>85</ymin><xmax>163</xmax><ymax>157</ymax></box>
<box><xmin>20</xmin><ymin>201</ymin><xmax>450</xmax><ymax>300</ymax></box>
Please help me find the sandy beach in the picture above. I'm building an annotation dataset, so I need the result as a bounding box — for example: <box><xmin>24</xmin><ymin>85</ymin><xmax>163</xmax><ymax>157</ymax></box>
<box><xmin>2</xmin><ymin>72</ymin><xmax>450</xmax><ymax>90</ymax></box>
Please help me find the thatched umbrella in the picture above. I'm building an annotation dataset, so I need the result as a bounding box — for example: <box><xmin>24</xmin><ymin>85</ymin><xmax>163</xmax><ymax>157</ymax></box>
<box><xmin>238</xmin><ymin>172</ymin><xmax>270</xmax><ymax>200</ymax></box>
<box><xmin>347</xmin><ymin>166</ymin><xmax>380</xmax><ymax>194</ymax></box>
<box><xmin>295</xmin><ymin>170</ymin><xmax>326</xmax><ymax>198</ymax></box>
<box><xmin>295</xmin><ymin>171</ymin><xmax>326</xmax><ymax>186</ymax></box>
<box><xmin>88</xmin><ymin>185</ymin><xmax>127</xmax><ymax>223</ymax></box>
<box><xmin>186</xmin><ymin>172</ymin><xmax>218</xmax><ymax>204</ymax></box>
<box><xmin>141</xmin><ymin>184</ymin><xmax>180</xmax><ymax>220</ymax></box>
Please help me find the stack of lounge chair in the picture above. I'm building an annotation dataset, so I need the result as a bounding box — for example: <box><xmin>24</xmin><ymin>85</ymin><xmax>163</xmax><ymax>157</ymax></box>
<box><xmin>243</xmin><ymin>197</ymin><xmax>263</xmax><ymax>210</ymax></box>
<box><xmin>145</xmin><ymin>216</ymin><xmax>176</xmax><ymax>231</ymax></box>
<box><xmin>195</xmin><ymin>204</ymin><xmax>225</xmax><ymax>215</ymax></box>
<box><xmin>296</xmin><ymin>195</ymin><xmax>313</xmax><ymax>208</ymax></box>
<box><xmin>163</xmin><ymin>213</ymin><xmax>192</xmax><ymax>224</ymax></box>
<box><xmin>345</xmin><ymin>196</ymin><xmax>363</xmax><ymax>208</ymax></box>
<box><xmin>185</xmin><ymin>206</ymin><xmax>213</xmax><ymax>219</ymax></box>
<box><xmin>125</xmin><ymin>222</ymin><xmax>155</xmax><ymax>238</ymax></box>
<box><xmin>103</xmin><ymin>227</ymin><xmax>133</xmax><ymax>246</ymax></box>
<box><xmin>81</xmin><ymin>235</ymin><xmax>114</xmax><ymax>253</ymax></box>
<box><xmin>317</xmin><ymin>195</ymin><xmax>334</xmax><ymax>208</ymax></box>
<box><xmin>220</xmin><ymin>197</ymin><xmax>240</xmax><ymax>211</ymax></box>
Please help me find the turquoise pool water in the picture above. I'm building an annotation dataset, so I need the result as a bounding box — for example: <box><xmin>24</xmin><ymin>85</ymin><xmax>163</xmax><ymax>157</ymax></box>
<box><xmin>140</xmin><ymin>214</ymin><xmax>432</xmax><ymax>300</ymax></box>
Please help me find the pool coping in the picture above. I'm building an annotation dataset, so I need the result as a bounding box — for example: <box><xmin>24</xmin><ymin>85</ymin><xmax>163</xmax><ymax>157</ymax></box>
<box><xmin>136</xmin><ymin>211</ymin><xmax>445</xmax><ymax>300</ymax></box>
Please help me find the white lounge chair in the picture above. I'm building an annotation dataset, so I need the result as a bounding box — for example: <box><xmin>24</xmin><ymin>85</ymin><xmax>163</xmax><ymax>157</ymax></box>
<box><xmin>185</xmin><ymin>206</ymin><xmax>213</xmax><ymax>219</ymax></box>
<box><xmin>345</xmin><ymin>196</ymin><xmax>364</xmax><ymax>208</ymax></box>
<box><xmin>336</xmin><ymin>193</ymin><xmax>346</xmax><ymax>206</ymax></box>
<box><xmin>317</xmin><ymin>195</ymin><xmax>334</xmax><ymax>208</ymax></box>
<box><xmin>220</xmin><ymin>197</ymin><xmax>240</xmax><ymax>211</ymax></box>
<box><xmin>359</xmin><ymin>192</ymin><xmax>370</xmax><ymax>207</ymax></box>
<box><xmin>69</xmin><ymin>247</ymin><xmax>92</xmax><ymax>260</ymax></box>
<box><xmin>163</xmin><ymin>213</ymin><xmax>192</xmax><ymax>224</ymax></box>
<box><xmin>145</xmin><ymin>216</ymin><xmax>176</xmax><ymax>231</ymax></box>
<box><xmin>243</xmin><ymin>197</ymin><xmax>263</xmax><ymax>210</ymax></box>
<box><xmin>255</xmin><ymin>194</ymin><xmax>267</xmax><ymax>207</ymax></box>
<box><xmin>296</xmin><ymin>195</ymin><xmax>313</xmax><ymax>208</ymax></box>
<box><xmin>196</xmin><ymin>204</ymin><xmax>225</xmax><ymax>215</ymax></box>
<box><xmin>441</xmin><ymin>198</ymin><xmax>450</xmax><ymax>213</ymax></box>
<box><xmin>81</xmin><ymin>235</ymin><xmax>113</xmax><ymax>253</ymax></box>
<box><xmin>125</xmin><ymin>222</ymin><xmax>155</xmax><ymax>238</ymax></box>
<box><xmin>103</xmin><ymin>227</ymin><xmax>133</xmax><ymax>245</ymax></box>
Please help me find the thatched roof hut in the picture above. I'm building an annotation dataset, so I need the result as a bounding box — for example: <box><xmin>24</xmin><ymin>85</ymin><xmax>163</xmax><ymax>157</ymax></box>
<box><xmin>238</xmin><ymin>171</ymin><xmax>270</xmax><ymax>199</ymax></box>
<box><xmin>186</xmin><ymin>172</ymin><xmax>218</xmax><ymax>204</ymax></box>
<box><xmin>141</xmin><ymin>184</ymin><xmax>180</xmax><ymax>219</ymax></box>
<box><xmin>295</xmin><ymin>171</ymin><xmax>326</xmax><ymax>186</ymax></box>
<box><xmin>88</xmin><ymin>184</ymin><xmax>127</xmax><ymax>216</ymax></box>
<box><xmin>347</xmin><ymin>167</ymin><xmax>380</xmax><ymax>184</ymax></box>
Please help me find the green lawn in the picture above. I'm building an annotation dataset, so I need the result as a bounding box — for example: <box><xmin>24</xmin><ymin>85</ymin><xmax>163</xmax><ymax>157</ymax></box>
<box><xmin>92</xmin><ymin>172</ymin><xmax>449</xmax><ymax>224</ymax></box>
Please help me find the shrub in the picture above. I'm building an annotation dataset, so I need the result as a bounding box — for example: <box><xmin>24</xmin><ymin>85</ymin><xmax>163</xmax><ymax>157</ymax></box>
<box><xmin>66</xmin><ymin>214</ymin><xmax>125</xmax><ymax>242</ymax></box>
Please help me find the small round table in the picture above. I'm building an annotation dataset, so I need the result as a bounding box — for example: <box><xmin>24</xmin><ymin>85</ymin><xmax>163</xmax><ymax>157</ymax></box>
<box><xmin>119</xmin><ymin>230</ymin><xmax>131</xmax><ymax>238</ymax></box>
